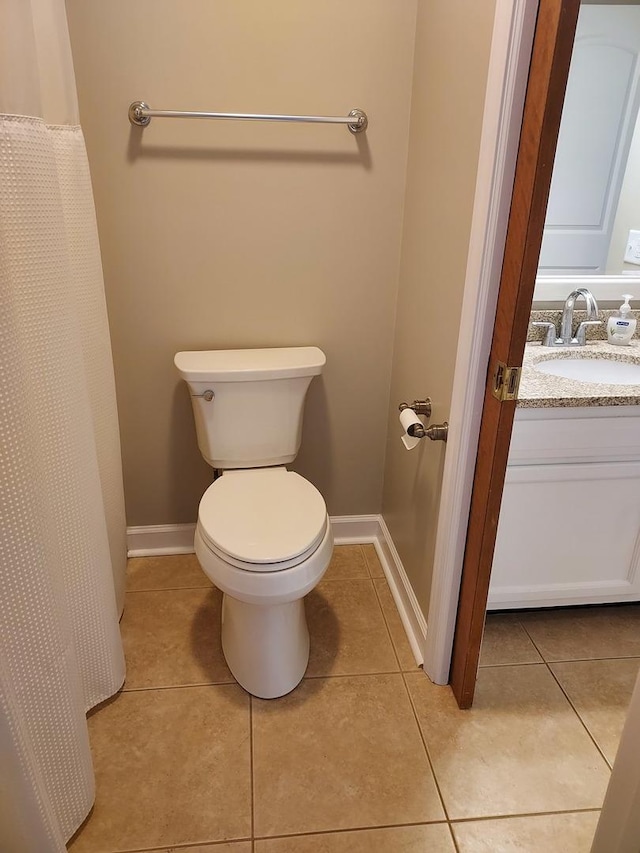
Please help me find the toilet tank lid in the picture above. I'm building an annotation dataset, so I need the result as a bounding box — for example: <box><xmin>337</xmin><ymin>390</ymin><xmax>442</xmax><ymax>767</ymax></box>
<box><xmin>174</xmin><ymin>346</ymin><xmax>326</xmax><ymax>382</ymax></box>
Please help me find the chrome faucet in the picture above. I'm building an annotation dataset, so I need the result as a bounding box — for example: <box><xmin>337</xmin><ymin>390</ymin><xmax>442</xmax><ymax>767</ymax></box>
<box><xmin>532</xmin><ymin>287</ymin><xmax>602</xmax><ymax>346</ymax></box>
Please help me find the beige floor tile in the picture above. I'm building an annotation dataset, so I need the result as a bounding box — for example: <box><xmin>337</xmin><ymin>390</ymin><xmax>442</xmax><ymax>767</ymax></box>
<box><xmin>322</xmin><ymin>545</ymin><xmax>369</xmax><ymax>581</ymax></box>
<box><xmin>126</xmin><ymin>553</ymin><xmax>211</xmax><ymax>591</ymax></box>
<box><xmin>362</xmin><ymin>543</ymin><xmax>385</xmax><ymax>578</ymax></box>
<box><xmin>480</xmin><ymin>614</ymin><xmax>542</xmax><ymax>667</ymax></box>
<box><xmin>452</xmin><ymin>811</ymin><xmax>600</xmax><ymax>853</ymax></box>
<box><xmin>405</xmin><ymin>665</ymin><xmax>610</xmax><ymax>819</ymax></box>
<box><xmin>68</xmin><ymin>686</ymin><xmax>251</xmax><ymax>852</ymax></box>
<box><xmin>520</xmin><ymin>605</ymin><xmax>640</xmax><ymax>661</ymax></box>
<box><xmin>550</xmin><ymin>657</ymin><xmax>640</xmax><ymax>764</ymax></box>
<box><xmin>252</xmin><ymin>673</ymin><xmax>445</xmax><ymax>836</ymax></box>
<box><xmin>255</xmin><ymin>823</ymin><xmax>455</xmax><ymax>852</ymax></box>
<box><xmin>121</xmin><ymin>588</ymin><xmax>233</xmax><ymax>689</ymax></box>
<box><xmin>305</xmin><ymin>580</ymin><xmax>399</xmax><ymax>677</ymax></box>
<box><xmin>373</xmin><ymin>578</ymin><xmax>418</xmax><ymax>671</ymax></box>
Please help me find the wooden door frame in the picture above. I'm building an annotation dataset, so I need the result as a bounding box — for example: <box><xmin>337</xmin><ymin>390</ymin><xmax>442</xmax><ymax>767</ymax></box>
<box><xmin>423</xmin><ymin>0</ymin><xmax>538</xmax><ymax>686</ymax></box>
<box><xmin>450</xmin><ymin>0</ymin><xmax>581</xmax><ymax>708</ymax></box>
<box><xmin>420</xmin><ymin>0</ymin><xmax>582</xmax><ymax>705</ymax></box>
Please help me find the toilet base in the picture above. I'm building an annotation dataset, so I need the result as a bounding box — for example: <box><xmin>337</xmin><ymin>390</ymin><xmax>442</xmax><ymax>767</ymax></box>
<box><xmin>221</xmin><ymin>593</ymin><xmax>310</xmax><ymax>699</ymax></box>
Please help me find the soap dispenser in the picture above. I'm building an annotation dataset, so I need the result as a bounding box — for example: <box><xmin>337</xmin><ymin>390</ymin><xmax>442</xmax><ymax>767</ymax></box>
<box><xmin>607</xmin><ymin>295</ymin><xmax>637</xmax><ymax>346</ymax></box>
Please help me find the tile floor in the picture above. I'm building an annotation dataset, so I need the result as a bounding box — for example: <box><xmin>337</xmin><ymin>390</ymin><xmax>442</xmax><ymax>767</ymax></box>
<box><xmin>68</xmin><ymin>546</ymin><xmax>640</xmax><ymax>853</ymax></box>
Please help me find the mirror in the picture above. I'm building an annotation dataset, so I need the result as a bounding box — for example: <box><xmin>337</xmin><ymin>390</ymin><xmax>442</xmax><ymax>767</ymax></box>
<box><xmin>534</xmin><ymin>2</ymin><xmax>640</xmax><ymax>302</ymax></box>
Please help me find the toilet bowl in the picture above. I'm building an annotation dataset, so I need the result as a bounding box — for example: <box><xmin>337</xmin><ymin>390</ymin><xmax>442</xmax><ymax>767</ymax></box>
<box><xmin>174</xmin><ymin>346</ymin><xmax>331</xmax><ymax>699</ymax></box>
<box><xmin>194</xmin><ymin>467</ymin><xmax>333</xmax><ymax>698</ymax></box>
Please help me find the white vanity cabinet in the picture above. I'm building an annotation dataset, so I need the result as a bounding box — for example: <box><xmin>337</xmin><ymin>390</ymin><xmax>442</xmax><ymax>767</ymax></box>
<box><xmin>488</xmin><ymin>406</ymin><xmax>640</xmax><ymax>609</ymax></box>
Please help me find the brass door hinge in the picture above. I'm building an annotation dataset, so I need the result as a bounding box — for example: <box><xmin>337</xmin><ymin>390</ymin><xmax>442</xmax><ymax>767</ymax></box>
<box><xmin>491</xmin><ymin>360</ymin><xmax>521</xmax><ymax>402</ymax></box>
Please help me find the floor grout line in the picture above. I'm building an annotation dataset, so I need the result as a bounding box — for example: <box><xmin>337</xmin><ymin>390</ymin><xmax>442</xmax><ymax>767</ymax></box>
<box><xmin>120</xmin><ymin>669</ymin><xmax>427</xmax><ymax>696</ymax></box>
<box><xmin>112</xmin><ymin>837</ymin><xmax>253</xmax><ymax>852</ymax></box>
<box><xmin>399</xmin><ymin>671</ymin><xmax>453</xmax><ymax>827</ymax></box>
<box><xmin>120</xmin><ymin>681</ymin><xmax>236</xmax><ymax>693</ymax></box>
<box><xmin>545</xmin><ymin>660</ymin><xmax>614</xmax><ymax>771</ymax></box>
<box><xmin>516</xmin><ymin>616</ymin><xmax>640</xmax><ymax>665</ymax></box>
<box><xmin>530</xmin><ymin>654</ymin><xmax>640</xmax><ymax>664</ymax></box>
<box><xmin>251</xmin><ymin>818</ymin><xmax>451</xmax><ymax>842</ymax></box>
<box><xmin>447</xmin><ymin>819</ymin><xmax>462</xmax><ymax>853</ymax></box>
<box><xmin>303</xmin><ymin>668</ymin><xmax>403</xmax><ymax>680</ymax></box>
<box><xmin>360</xmin><ymin>542</ymin><xmax>376</xmax><ymax>579</ymax></box>
<box><xmin>370</xmin><ymin>568</ymin><xmax>404</xmax><ymax>674</ymax></box>
<box><xmin>248</xmin><ymin>805</ymin><xmax>604</xmax><ymax>844</ymax></box>
<box><xmin>106</xmin><ymin>806</ymin><xmax>606</xmax><ymax>853</ymax></box>
<box><xmin>448</xmin><ymin>806</ymin><xmax>603</xmax><ymax>824</ymax></box>
<box><xmin>517</xmin><ymin>628</ymin><xmax>614</xmax><ymax>771</ymax></box>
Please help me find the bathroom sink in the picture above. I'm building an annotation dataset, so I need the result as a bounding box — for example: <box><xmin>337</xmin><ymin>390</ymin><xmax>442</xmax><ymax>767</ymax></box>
<box><xmin>534</xmin><ymin>356</ymin><xmax>640</xmax><ymax>385</ymax></box>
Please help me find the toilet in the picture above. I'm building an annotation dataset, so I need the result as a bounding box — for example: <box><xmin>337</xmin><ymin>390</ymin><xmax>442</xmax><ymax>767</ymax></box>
<box><xmin>174</xmin><ymin>346</ymin><xmax>333</xmax><ymax>699</ymax></box>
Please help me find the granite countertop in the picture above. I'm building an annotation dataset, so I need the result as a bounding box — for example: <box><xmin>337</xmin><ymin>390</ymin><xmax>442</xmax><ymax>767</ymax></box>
<box><xmin>518</xmin><ymin>340</ymin><xmax>640</xmax><ymax>408</ymax></box>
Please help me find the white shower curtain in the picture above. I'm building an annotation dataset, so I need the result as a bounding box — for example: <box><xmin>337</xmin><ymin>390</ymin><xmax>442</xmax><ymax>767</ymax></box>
<box><xmin>0</xmin><ymin>1</ymin><xmax>127</xmax><ymax>850</ymax></box>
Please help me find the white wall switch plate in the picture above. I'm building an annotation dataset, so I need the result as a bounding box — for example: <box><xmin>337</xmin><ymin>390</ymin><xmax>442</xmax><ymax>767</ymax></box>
<box><xmin>624</xmin><ymin>229</ymin><xmax>640</xmax><ymax>265</ymax></box>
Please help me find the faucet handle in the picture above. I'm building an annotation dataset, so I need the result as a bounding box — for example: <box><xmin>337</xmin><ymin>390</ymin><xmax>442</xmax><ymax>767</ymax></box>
<box><xmin>575</xmin><ymin>319</ymin><xmax>602</xmax><ymax>345</ymax></box>
<box><xmin>531</xmin><ymin>321</ymin><xmax>558</xmax><ymax>347</ymax></box>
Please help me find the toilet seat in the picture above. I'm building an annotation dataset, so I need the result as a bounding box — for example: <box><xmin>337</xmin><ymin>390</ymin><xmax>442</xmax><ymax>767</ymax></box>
<box><xmin>198</xmin><ymin>467</ymin><xmax>327</xmax><ymax>572</ymax></box>
<box><xmin>195</xmin><ymin>520</ymin><xmax>333</xmax><ymax>607</ymax></box>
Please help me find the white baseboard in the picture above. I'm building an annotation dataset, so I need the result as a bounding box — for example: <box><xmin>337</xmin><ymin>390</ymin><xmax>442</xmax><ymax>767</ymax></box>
<box><xmin>127</xmin><ymin>515</ymin><xmax>381</xmax><ymax>556</ymax></box>
<box><xmin>127</xmin><ymin>523</ymin><xmax>196</xmax><ymax>557</ymax></box>
<box><xmin>329</xmin><ymin>514</ymin><xmax>383</xmax><ymax>544</ymax></box>
<box><xmin>126</xmin><ymin>514</ymin><xmax>426</xmax><ymax>666</ymax></box>
<box><xmin>375</xmin><ymin>517</ymin><xmax>427</xmax><ymax>667</ymax></box>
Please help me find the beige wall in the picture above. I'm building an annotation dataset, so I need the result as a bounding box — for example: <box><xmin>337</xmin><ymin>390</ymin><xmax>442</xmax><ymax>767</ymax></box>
<box><xmin>382</xmin><ymin>0</ymin><xmax>496</xmax><ymax>614</ymax></box>
<box><xmin>65</xmin><ymin>0</ymin><xmax>417</xmax><ymax>525</ymax></box>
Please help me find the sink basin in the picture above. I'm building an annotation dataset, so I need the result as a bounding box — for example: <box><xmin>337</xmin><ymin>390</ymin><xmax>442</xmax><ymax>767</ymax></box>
<box><xmin>535</xmin><ymin>357</ymin><xmax>640</xmax><ymax>385</ymax></box>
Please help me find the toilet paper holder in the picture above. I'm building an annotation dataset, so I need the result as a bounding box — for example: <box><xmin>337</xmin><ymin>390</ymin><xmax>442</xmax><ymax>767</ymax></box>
<box><xmin>399</xmin><ymin>399</ymin><xmax>432</xmax><ymax>418</ymax></box>
<box><xmin>398</xmin><ymin>398</ymin><xmax>448</xmax><ymax>442</ymax></box>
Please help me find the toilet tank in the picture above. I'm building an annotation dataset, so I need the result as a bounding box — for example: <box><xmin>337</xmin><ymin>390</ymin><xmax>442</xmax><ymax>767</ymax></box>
<box><xmin>174</xmin><ymin>347</ymin><xmax>326</xmax><ymax>469</ymax></box>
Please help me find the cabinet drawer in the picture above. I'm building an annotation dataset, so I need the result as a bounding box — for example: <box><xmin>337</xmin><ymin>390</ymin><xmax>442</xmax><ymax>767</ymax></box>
<box><xmin>509</xmin><ymin>408</ymin><xmax>640</xmax><ymax>464</ymax></box>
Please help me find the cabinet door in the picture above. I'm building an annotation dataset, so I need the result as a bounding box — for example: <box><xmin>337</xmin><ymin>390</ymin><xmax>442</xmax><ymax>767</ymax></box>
<box><xmin>488</xmin><ymin>461</ymin><xmax>640</xmax><ymax>609</ymax></box>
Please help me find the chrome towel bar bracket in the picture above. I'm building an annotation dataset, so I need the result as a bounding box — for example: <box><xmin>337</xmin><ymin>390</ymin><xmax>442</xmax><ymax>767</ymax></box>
<box><xmin>128</xmin><ymin>101</ymin><xmax>368</xmax><ymax>134</ymax></box>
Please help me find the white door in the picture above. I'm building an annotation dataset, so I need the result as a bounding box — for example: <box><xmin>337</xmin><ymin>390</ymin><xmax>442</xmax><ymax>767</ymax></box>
<box><xmin>538</xmin><ymin>5</ymin><xmax>640</xmax><ymax>275</ymax></box>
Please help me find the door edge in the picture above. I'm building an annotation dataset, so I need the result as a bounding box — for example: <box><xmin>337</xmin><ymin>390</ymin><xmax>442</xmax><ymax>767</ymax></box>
<box><xmin>422</xmin><ymin>0</ymin><xmax>539</xmax><ymax>684</ymax></box>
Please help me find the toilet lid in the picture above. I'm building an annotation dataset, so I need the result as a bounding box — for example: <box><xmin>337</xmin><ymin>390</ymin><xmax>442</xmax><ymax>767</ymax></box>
<box><xmin>198</xmin><ymin>468</ymin><xmax>327</xmax><ymax>570</ymax></box>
